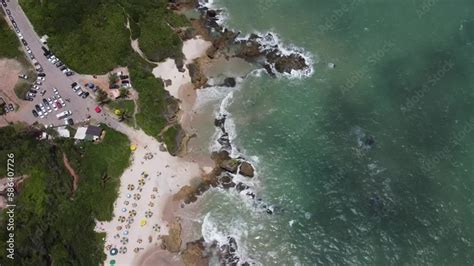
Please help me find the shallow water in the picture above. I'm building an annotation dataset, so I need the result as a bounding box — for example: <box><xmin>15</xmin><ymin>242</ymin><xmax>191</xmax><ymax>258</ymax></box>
<box><xmin>195</xmin><ymin>0</ymin><xmax>474</xmax><ymax>264</ymax></box>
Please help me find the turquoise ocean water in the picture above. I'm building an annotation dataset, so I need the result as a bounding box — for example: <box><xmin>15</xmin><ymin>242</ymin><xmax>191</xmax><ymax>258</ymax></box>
<box><xmin>194</xmin><ymin>0</ymin><xmax>474</xmax><ymax>264</ymax></box>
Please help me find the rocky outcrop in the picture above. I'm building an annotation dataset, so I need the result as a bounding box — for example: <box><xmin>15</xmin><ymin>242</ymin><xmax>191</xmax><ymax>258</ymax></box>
<box><xmin>181</xmin><ymin>238</ymin><xmax>209</xmax><ymax>266</ymax></box>
<box><xmin>161</xmin><ymin>219</ymin><xmax>182</xmax><ymax>253</ymax></box>
<box><xmin>187</xmin><ymin>63</ymin><xmax>208</xmax><ymax>88</ymax></box>
<box><xmin>239</xmin><ymin>161</ymin><xmax>254</xmax><ymax>177</ymax></box>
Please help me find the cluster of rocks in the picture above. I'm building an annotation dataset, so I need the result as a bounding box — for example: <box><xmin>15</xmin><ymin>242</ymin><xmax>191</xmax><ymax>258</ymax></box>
<box><xmin>195</xmin><ymin>4</ymin><xmax>310</xmax><ymax>77</ymax></box>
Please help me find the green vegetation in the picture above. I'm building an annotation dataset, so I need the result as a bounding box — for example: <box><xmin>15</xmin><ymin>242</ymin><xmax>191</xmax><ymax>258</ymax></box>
<box><xmin>20</xmin><ymin>0</ymin><xmax>189</xmax><ymax>73</ymax></box>
<box><xmin>20</xmin><ymin>0</ymin><xmax>131</xmax><ymax>74</ymax></box>
<box><xmin>0</xmin><ymin>125</ymin><xmax>131</xmax><ymax>265</ymax></box>
<box><xmin>0</xmin><ymin>16</ymin><xmax>21</xmax><ymax>58</ymax></box>
<box><xmin>96</xmin><ymin>88</ymin><xmax>110</xmax><ymax>104</ymax></box>
<box><xmin>162</xmin><ymin>124</ymin><xmax>182</xmax><ymax>155</ymax></box>
<box><xmin>109</xmin><ymin>99</ymin><xmax>135</xmax><ymax>126</ymax></box>
<box><xmin>19</xmin><ymin>0</ymin><xmax>186</xmax><ymax>149</ymax></box>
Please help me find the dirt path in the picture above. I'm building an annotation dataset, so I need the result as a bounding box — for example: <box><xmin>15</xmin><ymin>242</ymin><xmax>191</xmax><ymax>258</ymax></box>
<box><xmin>62</xmin><ymin>152</ymin><xmax>80</xmax><ymax>193</ymax></box>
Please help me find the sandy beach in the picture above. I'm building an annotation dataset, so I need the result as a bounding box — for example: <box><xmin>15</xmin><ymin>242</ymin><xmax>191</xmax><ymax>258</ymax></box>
<box><xmin>97</xmin><ymin>37</ymin><xmax>213</xmax><ymax>266</ymax></box>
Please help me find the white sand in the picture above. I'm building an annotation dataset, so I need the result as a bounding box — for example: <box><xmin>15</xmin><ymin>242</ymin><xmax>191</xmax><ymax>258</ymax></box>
<box><xmin>96</xmin><ymin>130</ymin><xmax>204</xmax><ymax>266</ymax></box>
<box><xmin>182</xmin><ymin>37</ymin><xmax>211</xmax><ymax>64</ymax></box>
<box><xmin>152</xmin><ymin>59</ymin><xmax>191</xmax><ymax>99</ymax></box>
<box><xmin>98</xmin><ymin>36</ymin><xmax>212</xmax><ymax>266</ymax></box>
<box><xmin>152</xmin><ymin>37</ymin><xmax>211</xmax><ymax>100</ymax></box>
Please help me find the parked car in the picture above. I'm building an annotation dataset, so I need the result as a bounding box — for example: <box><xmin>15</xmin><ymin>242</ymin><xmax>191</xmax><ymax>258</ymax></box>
<box><xmin>59</xmin><ymin>65</ymin><xmax>67</xmax><ymax>71</ymax></box>
<box><xmin>37</xmin><ymin>76</ymin><xmax>45</xmax><ymax>81</ymax></box>
<box><xmin>38</xmin><ymin>72</ymin><xmax>46</xmax><ymax>77</ymax></box>
<box><xmin>1</xmin><ymin>1</ymin><xmax>7</xmax><ymax>8</ymax></box>
<box><xmin>29</xmin><ymin>89</ymin><xmax>37</xmax><ymax>94</ymax></box>
<box><xmin>8</xmin><ymin>104</ymin><xmax>14</xmax><ymax>112</ymax></box>
<box><xmin>42</xmin><ymin>99</ymin><xmax>49</xmax><ymax>106</ymax></box>
<box><xmin>6</xmin><ymin>9</ymin><xmax>11</xmax><ymax>15</ymax></box>
<box><xmin>32</xmin><ymin>110</ymin><xmax>38</xmax><ymax>117</ymax></box>
<box><xmin>81</xmin><ymin>92</ymin><xmax>89</xmax><ymax>99</ymax></box>
<box><xmin>76</xmin><ymin>90</ymin><xmax>84</xmax><ymax>96</ymax></box>
<box><xmin>18</xmin><ymin>74</ymin><xmax>28</xmax><ymax>79</ymax></box>
<box><xmin>27</xmin><ymin>93</ymin><xmax>36</xmax><ymax>98</ymax></box>
<box><xmin>66</xmin><ymin>71</ymin><xmax>74</xmax><ymax>76</ymax></box>
<box><xmin>34</xmin><ymin>105</ymin><xmax>41</xmax><ymax>112</ymax></box>
<box><xmin>40</xmin><ymin>90</ymin><xmax>46</xmax><ymax>96</ymax></box>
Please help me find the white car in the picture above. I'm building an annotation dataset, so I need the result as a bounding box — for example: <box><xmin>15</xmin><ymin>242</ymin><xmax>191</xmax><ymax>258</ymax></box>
<box><xmin>76</xmin><ymin>90</ymin><xmax>83</xmax><ymax>96</ymax></box>
<box><xmin>37</xmin><ymin>77</ymin><xmax>45</xmax><ymax>81</ymax></box>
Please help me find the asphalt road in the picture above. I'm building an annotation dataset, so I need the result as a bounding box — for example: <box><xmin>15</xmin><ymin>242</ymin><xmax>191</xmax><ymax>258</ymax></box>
<box><xmin>1</xmin><ymin>0</ymin><xmax>111</xmax><ymax>127</ymax></box>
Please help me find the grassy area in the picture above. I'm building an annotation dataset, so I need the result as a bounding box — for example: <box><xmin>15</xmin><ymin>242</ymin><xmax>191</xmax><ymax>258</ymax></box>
<box><xmin>109</xmin><ymin>99</ymin><xmax>136</xmax><ymax>126</ymax></box>
<box><xmin>20</xmin><ymin>0</ymin><xmax>131</xmax><ymax>74</ymax></box>
<box><xmin>0</xmin><ymin>124</ymin><xmax>131</xmax><ymax>265</ymax></box>
<box><xmin>0</xmin><ymin>16</ymin><xmax>22</xmax><ymax>58</ymax></box>
<box><xmin>162</xmin><ymin>124</ymin><xmax>182</xmax><ymax>155</ymax></box>
<box><xmin>19</xmin><ymin>0</ymin><xmax>188</xmax><ymax>73</ymax></box>
<box><xmin>73</xmin><ymin>124</ymin><xmax>131</xmax><ymax>221</ymax></box>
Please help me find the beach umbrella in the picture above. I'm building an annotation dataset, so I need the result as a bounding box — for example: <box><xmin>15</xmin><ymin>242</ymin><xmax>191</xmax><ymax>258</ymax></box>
<box><xmin>140</xmin><ymin>219</ymin><xmax>147</xmax><ymax>227</ymax></box>
<box><xmin>127</xmin><ymin>184</ymin><xmax>135</xmax><ymax>191</ymax></box>
<box><xmin>129</xmin><ymin>210</ymin><xmax>137</xmax><ymax>217</ymax></box>
<box><xmin>145</xmin><ymin>210</ymin><xmax>153</xmax><ymax>218</ymax></box>
<box><xmin>138</xmin><ymin>179</ymin><xmax>145</xmax><ymax>186</ymax></box>
<box><xmin>153</xmin><ymin>224</ymin><xmax>160</xmax><ymax>232</ymax></box>
<box><xmin>148</xmin><ymin>202</ymin><xmax>154</xmax><ymax>207</ymax></box>
<box><xmin>153</xmin><ymin>187</ymin><xmax>158</xmax><ymax>192</ymax></box>
<box><xmin>130</xmin><ymin>144</ymin><xmax>137</xmax><ymax>152</ymax></box>
<box><xmin>132</xmin><ymin>203</ymin><xmax>137</xmax><ymax>208</ymax></box>
<box><xmin>121</xmin><ymin>208</ymin><xmax>127</xmax><ymax>212</ymax></box>
<box><xmin>120</xmin><ymin>237</ymin><xmax>129</xmax><ymax>245</ymax></box>
<box><xmin>150</xmin><ymin>194</ymin><xmax>156</xmax><ymax>199</ymax></box>
<box><xmin>118</xmin><ymin>216</ymin><xmax>126</xmax><ymax>223</ymax></box>
<box><xmin>133</xmin><ymin>193</ymin><xmax>141</xmax><ymax>200</ymax></box>
<box><xmin>124</xmin><ymin>201</ymin><xmax>129</xmax><ymax>205</ymax></box>
<box><xmin>123</xmin><ymin>230</ymin><xmax>129</xmax><ymax>235</ymax></box>
<box><xmin>110</xmin><ymin>248</ymin><xmax>118</xmax><ymax>256</ymax></box>
<box><xmin>126</xmin><ymin>193</ymin><xmax>131</xmax><ymax>198</ymax></box>
<box><xmin>116</xmin><ymin>226</ymin><xmax>122</xmax><ymax>231</ymax></box>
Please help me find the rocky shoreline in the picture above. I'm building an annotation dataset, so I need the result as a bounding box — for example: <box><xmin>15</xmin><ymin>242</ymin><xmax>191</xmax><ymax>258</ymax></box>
<box><xmin>159</xmin><ymin>1</ymin><xmax>311</xmax><ymax>265</ymax></box>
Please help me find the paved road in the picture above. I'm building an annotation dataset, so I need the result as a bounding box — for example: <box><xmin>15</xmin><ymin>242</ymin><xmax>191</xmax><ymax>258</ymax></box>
<box><xmin>1</xmin><ymin>0</ymin><xmax>110</xmax><ymax>127</ymax></box>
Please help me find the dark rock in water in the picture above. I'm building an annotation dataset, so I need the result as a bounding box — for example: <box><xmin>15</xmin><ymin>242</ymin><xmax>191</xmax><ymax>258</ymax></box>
<box><xmin>363</xmin><ymin>135</ymin><xmax>375</xmax><ymax>148</ymax></box>
<box><xmin>217</xmin><ymin>132</ymin><xmax>231</xmax><ymax>150</ymax></box>
<box><xmin>369</xmin><ymin>195</ymin><xmax>384</xmax><ymax>214</ymax></box>
<box><xmin>246</xmin><ymin>191</ymin><xmax>256</xmax><ymax>199</ymax></box>
<box><xmin>268</xmin><ymin>52</ymin><xmax>308</xmax><ymax>74</ymax></box>
<box><xmin>239</xmin><ymin>161</ymin><xmax>254</xmax><ymax>177</ymax></box>
<box><xmin>223</xmin><ymin>77</ymin><xmax>237</xmax><ymax>87</ymax></box>
<box><xmin>220</xmin><ymin>175</ymin><xmax>236</xmax><ymax>189</ymax></box>
<box><xmin>235</xmin><ymin>182</ymin><xmax>249</xmax><ymax>192</ymax></box>
<box><xmin>214</xmin><ymin>115</ymin><xmax>226</xmax><ymax>129</ymax></box>
<box><xmin>207</xmin><ymin>9</ymin><xmax>217</xmax><ymax>18</ymax></box>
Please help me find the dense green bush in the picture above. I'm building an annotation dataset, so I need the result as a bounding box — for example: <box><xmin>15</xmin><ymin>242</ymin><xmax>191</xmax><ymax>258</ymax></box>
<box><xmin>0</xmin><ymin>125</ymin><xmax>130</xmax><ymax>265</ymax></box>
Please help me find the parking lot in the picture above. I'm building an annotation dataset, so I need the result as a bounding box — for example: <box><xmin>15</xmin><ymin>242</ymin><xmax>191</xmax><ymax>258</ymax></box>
<box><xmin>1</xmin><ymin>0</ymin><xmax>109</xmax><ymax>127</ymax></box>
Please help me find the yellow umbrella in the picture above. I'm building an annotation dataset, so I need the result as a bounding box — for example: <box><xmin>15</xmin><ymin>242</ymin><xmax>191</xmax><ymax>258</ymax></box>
<box><xmin>130</xmin><ymin>144</ymin><xmax>137</xmax><ymax>152</ymax></box>
<box><xmin>140</xmin><ymin>219</ymin><xmax>147</xmax><ymax>227</ymax></box>
<box><xmin>114</xmin><ymin>109</ymin><xmax>122</xmax><ymax>116</ymax></box>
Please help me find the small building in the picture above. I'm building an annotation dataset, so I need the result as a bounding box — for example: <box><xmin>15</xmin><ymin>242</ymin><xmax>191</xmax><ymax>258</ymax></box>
<box><xmin>56</xmin><ymin>127</ymin><xmax>70</xmax><ymax>138</ymax></box>
<box><xmin>85</xmin><ymin>125</ymin><xmax>103</xmax><ymax>141</ymax></box>
<box><xmin>74</xmin><ymin>125</ymin><xmax>103</xmax><ymax>141</ymax></box>
<box><xmin>74</xmin><ymin>127</ymin><xmax>88</xmax><ymax>140</ymax></box>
